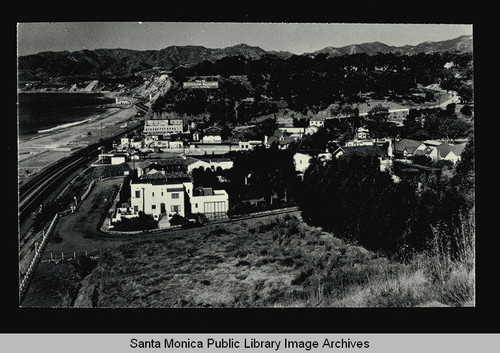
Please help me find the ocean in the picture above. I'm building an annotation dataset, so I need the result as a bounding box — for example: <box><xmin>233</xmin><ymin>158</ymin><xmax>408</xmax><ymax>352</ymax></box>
<box><xmin>17</xmin><ymin>92</ymin><xmax>116</xmax><ymax>136</ymax></box>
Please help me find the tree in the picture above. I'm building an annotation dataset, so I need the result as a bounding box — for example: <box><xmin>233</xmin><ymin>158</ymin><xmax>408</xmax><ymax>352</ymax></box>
<box><xmin>297</xmin><ymin>152</ymin><xmax>413</xmax><ymax>255</ymax></box>
<box><xmin>460</xmin><ymin>105</ymin><xmax>473</xmax><ymax>117</ymax></box>
<box><xmin>365</xmin><ymin>105</ymin><xmax>390</xmax><ymax>138</ymax></box>
<box><xmin>451</xmin><ymin>136</ymin><xmax>474</xmax><ymax>206</ymax></box>
<box><xmin>227</xmin><ymin>147</ymin><xmax>298</xmax><ymax>206</ymax></box>
<box><xmin>258</xmin><ymin>118</ymin><xmax>278</xmax><ymax>137</ymax></box>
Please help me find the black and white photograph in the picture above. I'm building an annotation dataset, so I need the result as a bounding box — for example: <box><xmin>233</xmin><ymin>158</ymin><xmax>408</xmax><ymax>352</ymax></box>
<box><xmin>17</xmin><ymin>22</ymin><xmax>475</xmax><ymax>313</ymax></box>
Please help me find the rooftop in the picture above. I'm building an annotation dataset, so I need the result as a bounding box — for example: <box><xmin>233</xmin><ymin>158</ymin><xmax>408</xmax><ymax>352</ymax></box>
<box><xmin>194</xmin><ymin>187</ymin><xmax>214</xmax><ymax>196</ymax></box>
<box><xmin>339</xmin><ymin>145</ymin><xmax>387</xmax><ymax>157</ymax></box>
<box><xmin>435</xmin><ymin>143</ymin><xmax>467</xmax><ymax>158</ymax></box>
<box><xmin>132</xmin><ymin>170</ymin><xmax>191</xmax><ymax>185</ymax></box>
<box><xmin>394</xmin><ymin>139</ymin><xmax>424</xmax><ymax>154</ymax></box>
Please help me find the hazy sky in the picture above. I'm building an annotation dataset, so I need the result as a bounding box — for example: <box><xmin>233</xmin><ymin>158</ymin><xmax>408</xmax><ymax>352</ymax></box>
<box><xmin>17</xmin><ymin>22</ymin><xmax>473</xmax><ymax>57</ymax></box>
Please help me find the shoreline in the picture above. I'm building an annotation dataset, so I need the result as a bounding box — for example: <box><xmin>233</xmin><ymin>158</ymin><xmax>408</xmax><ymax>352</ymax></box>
<box><xmin>18</xmin><ymin>105</ymin><xmax>121</xmax><ymax>144</ymax></box>
<box><xmin>18</xmin><ymin>102</ymin><xmax>140</xmax><ymax>183</ymax></box>
<box><xmin>18</xmin><ymin>90</ymin><xmax>118</xmax><ymax>96</ymax></box>
<box><xmin>18</xmin><ymin>90</ymin><xmax>125</xmax><ymax>138</ymax></box>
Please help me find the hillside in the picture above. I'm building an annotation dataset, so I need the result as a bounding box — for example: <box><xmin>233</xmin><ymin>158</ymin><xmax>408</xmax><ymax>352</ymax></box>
<box><xmin>18</xmin><ymin>44</ymin><xmax>292</xmax><ymax>82</ymax></box>
<box><xmin>18</xmin><ymin>36</ymin><xmax>472</xmax><ymax>83</ymax></box>
<box><xmin>34</xmin><ymin>214</ymin><xmax>472</xmax><ymax>308</ymax></box>
<box><xmin>309</xmin><ymin>35</ymin><xmax>472</xmax><ymax>57</ymax></box>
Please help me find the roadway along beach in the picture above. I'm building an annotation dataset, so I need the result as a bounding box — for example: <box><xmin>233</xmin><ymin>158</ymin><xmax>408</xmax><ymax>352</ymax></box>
<box><xmin>18</xmin><ymin>100</ymin><xmax>141</xmax><ymax>184</ymax></box>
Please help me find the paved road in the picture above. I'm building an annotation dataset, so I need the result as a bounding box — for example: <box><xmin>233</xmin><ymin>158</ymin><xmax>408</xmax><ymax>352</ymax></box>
<box><xmin>41</xmin><ymin>177</ymin><xmax>300</xmax><ymax>256</ymax></box>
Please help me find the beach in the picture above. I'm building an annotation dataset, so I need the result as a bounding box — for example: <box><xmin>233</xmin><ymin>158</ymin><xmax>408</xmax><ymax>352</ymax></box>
<box><xmin>18</xmin><ymin>102</ymin><xmax>141</xmax><ymax>183</ymax></box>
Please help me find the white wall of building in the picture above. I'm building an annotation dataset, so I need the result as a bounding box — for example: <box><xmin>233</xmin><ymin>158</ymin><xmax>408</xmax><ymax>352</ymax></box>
<box><xmin>293</xmin><ymin>153</ymin><xmax>313</xmax><ymax>174</ymax></box>
<box><xmin>144</xmin><ymin>119</ymin><xmax>184</xmax><ymax>135</ymax></box>
<box><xmin>190</xmin><ymin>190</ymin><xmax>229</xmax><ymax>219</ymax></box>
<box><xmin>202</xmin><ymin>135</ymin><xmax>222</xmax><ymax>143</ymax></box>
<box><xmin>187</xmin><ymin>160</ymin><xmax>211</xmax><ymax>173</ymax></box>
<box><xmin>130</xmin><ymin>182</ymin><xmax>190</xmax><ymax>220</ymax></box>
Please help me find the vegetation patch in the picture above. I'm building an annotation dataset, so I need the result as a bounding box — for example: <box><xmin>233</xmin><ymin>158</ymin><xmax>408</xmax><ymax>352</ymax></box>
<box><xmin>67</xmin><ymin>212</ymin><xmax>474</xmax><ymax>308</ymax></box>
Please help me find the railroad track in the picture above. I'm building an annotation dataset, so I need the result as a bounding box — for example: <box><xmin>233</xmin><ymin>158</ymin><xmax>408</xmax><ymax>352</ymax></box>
<box><xmin>19</xmin><ymin>155</ymin><xmax>89</xmax><ymax>218</ymax></box>
<box><xmin>18</xmin><ymin>123</ymin><xmax>142</xmax><ymax>222</ymax></box>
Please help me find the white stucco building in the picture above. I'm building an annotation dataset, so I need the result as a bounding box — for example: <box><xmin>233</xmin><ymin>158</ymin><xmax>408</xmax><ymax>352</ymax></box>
<box><xmin>143</xmin><ymin>118</ymin><xmax>184</xmax><ymax>136</ymax></box>
<box><xmin>129</xmin><ymin>170</ymin><xmax>230</xmax><ymax>226</ymax></box>
<box><xmin>130</xmin><ymin>172</ymin><xmax>193</xmax><ymax>221</ymax></box>
<box><xmin>190</xmin><ymin>187</ymin><xmax>229</xmax><ymax>220</ymax></box>
<box><xmin>293</xmin><ymin>152</ymin><xmax>314</xmax><ymax>174</ymax></box>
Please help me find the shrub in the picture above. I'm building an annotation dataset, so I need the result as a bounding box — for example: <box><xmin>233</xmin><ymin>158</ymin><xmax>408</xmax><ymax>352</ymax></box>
<box><xmin>112</xmin><ymin>212</ymin><xmax>158</xmax><ymax>231</ymax></box>
<box><xmin>292</xmin><ymin>267</ymin><xmax>314</xmax><ymax>285</ymax></box>
<box><xmin>75</xmin><ymin>255</ymin><xmax>98</xmax><ymax>278</ymax></box>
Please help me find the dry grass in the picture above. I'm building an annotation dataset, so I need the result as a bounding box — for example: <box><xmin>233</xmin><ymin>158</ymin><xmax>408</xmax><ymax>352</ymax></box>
<box><xmin>55</xmin><ymin>212</ymin><xmax>475</xmax><ymax>308</ymax></box>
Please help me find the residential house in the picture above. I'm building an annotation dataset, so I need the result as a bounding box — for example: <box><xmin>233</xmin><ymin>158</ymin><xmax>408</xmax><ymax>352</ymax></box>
<box><xmin>345</xmin><ymin>127</ymin><xmax>374</xmax><ymax>147</ymax></box>
<box><xmin>202</xmin><ymin>126</ymin><xmax>223</xmax><ymax>143</ymax></box>
<box><xmin>393</xmin><ymin>139</ymin><xmax>428</xmax><ymax>158</ymax></box>
<box><xmin>423</xmin><ymin>140</ymin><xmax>443</xmax><ymax>148</ymax></box>
<box><xmin>277</xmin><ymin>127</ymin><xmax>305</xmax><ymax>139</ymax></box>
<box><xmin>293</xmin><ymin>152</ymin><xmax>314</xmax><ymax>174</ymax></box>
<box><xmin>145</xmin><ymin>138</ymin><xmax>183</xmax><ymax>150</ymax></box>
<box><xmin>94</xmin><ymin>153</ymin><xmax>127</xmax><ymax>166</ymax></box>
<box><xmin>238</xmin><ymin>140</ymin><xmax>264</xmax><ymax>151</ymax></box>
<box><xmin>197</xmin><ymin>156</ymin><xmax>234</xmax><ymax>171</ymax></box>
<box><xmin>186</xmin><ymin>159</ymin><xmax>212</xmax><ymax>173</ymax></box>
<box><xmin>129</xmin><ymin>170</ymin><xmax>229</xmax><ymax>226</ymax></box>
<box><xmin>309</xmin><ymin>116</ymin><xmax>326</xmax><ymax>128</ymax></box>
<box><xmin>388</xmin><ymin>108</ymin><xmax>410</xmax><ymax>121</ymax></box>
<box><xmin>332</xmin><ymin>144</ymin><xmax>392</xmax><ymax>172</ymax></box>
<box><xmin>130</xmin><ymin>171</ymin><xmax>193</xmax><ymax>223</ymax></box>
<box><xmin>265</xmin><ymin>134</ymin><xmax>295</xmax><ymax>150</ymax></box>
<box><xmin>190</xmin><ymin>187</ymin><xmax>229</xmax><ymax>220</ymax></box>
<box><xmin>120</xmin><ymin>137</ymin><xmax>143</xmax><ymax>150</ymax></box>
<box><xmin>293</xmin><ymin>150</ymin><xmax>333</xmax><ymax>176</ymax></box>
<box><xmin>102</xmin><ymin>163</ymin><xmax>133</xmax><ymax>178</ymax></box>
<box><xmin>305</xmin><ymin>125</ymin><xmax>320</xmax><ymax>135</ymax></box>
<box><xmin>265</xmin><ymin>129</ymin><xmax>298</xmax><ymax>150</ymax></box>
<box><xmin>428</xmin><ymin>142</ymin><xmax>467</xmax><ymax>164</ymax></box>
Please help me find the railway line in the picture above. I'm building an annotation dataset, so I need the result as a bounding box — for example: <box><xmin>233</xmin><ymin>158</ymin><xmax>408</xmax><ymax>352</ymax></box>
<box><xmin>18</xmin><ymin>122</ymin><xmax>143</xmax><ymax>222</ymax></box>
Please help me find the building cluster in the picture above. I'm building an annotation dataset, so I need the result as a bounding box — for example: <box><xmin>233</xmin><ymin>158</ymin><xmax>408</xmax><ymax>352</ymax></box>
<box><xmin>95</xmin><ymin>99</ymin><xmax>466</xmax><ymax>231</ymax></box>
<box><xmin>108</xmin><ymin>155</ymin><xmax>233</xmax><ymax>230</ymax></box>
<box><xmin>292</xmin><ymin>123</ymin><xmax>468</xmax><ymax>181</ymax></box>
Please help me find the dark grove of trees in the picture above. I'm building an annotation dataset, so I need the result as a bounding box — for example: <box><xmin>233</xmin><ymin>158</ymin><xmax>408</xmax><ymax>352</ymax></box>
<box><xmin>157</xmin><ymin>52</ymin><xmax>473</xmax><ymax>120</ymax></box>
<box><xmin>294</xmin><ymin>137</ymin><xmax>474</xmax><ymax>260</ymax></box>
<box><xmin>402</xmin><ymin>104</ymin><xmax>471</xmax><ymax>141</ymax></box>
<box><xmin>225</xmin><ymin>146</ymin><xmax>300</xmax><ymax>208</ymax></box>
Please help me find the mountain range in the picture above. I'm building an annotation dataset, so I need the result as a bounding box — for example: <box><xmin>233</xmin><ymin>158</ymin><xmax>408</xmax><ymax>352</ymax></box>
<box><xmin>18</xmin><ymin>35</ymin><xmax>472</xmax><ymax>82</ymax></box>
<box><xmin>308</xmin><ymin>35</ymin><xmax>472</xmax><ymax>56</ymax></box>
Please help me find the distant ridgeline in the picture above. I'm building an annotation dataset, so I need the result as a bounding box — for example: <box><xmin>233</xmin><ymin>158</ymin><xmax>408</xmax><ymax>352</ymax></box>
<box><xmin>18</xmin><ymin>36</ymin><xmax>472</xmax><ymax>83</ymax></box>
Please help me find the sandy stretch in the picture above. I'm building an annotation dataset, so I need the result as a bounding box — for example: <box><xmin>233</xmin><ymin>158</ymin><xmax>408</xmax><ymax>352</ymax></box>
<box><xmin>18</xmin><ymin>101</ymin><xmax>141</xmax><ymax>183</ymax></box>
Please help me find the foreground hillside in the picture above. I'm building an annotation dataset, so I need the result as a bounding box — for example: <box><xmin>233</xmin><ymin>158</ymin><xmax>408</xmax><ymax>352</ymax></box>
<box><xmin>71</xmin><ymin>214</ymin><xmax>474</xmax><ymax>308</ymax></box>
